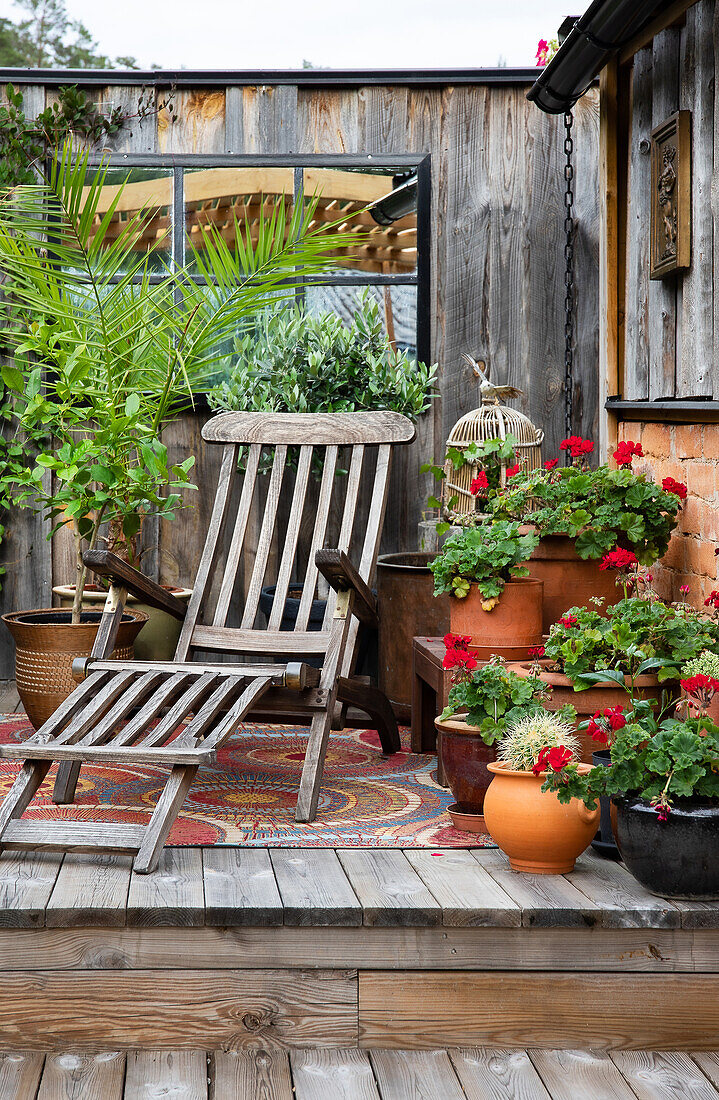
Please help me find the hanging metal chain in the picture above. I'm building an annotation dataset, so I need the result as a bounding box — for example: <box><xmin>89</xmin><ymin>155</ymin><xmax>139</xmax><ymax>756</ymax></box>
<box><xmin>563</xmin><ymin>109</ymin><xmax>575</xmax><ymax>452</ymax></box>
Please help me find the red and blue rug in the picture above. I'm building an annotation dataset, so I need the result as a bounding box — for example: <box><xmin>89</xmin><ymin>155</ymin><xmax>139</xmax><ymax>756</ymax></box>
<box><xmin>0</xmin><ymin>716</ymin><xmax>494</xmax><ymax>848</ymax></box>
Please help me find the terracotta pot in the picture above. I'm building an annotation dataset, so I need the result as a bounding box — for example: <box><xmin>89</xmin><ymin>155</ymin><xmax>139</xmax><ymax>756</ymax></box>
<box><xmin>525</xmin><ymin>535</ymin><xmax>622</xmax><ymax>633</ymax></box>
<box><xmin>508</xmin><ymin>660</ymin><xmax>667</xmax><ymax>763</ymax></box>
<box><xmin>377</xmin><ymin>553</ymin><xmax>450</xmax><ymax>722</ymax></box>
<box><xmin>53</xmin><ymin>583</ymin><xmax>191</xmax><ymax>662</ymax></box>
<box><xmin>449</xmin><ymin>578</ymin><xmax>543</xmax><ymax>661</ymax></box>
<box><xmin>435</xmin><ymin>716</ymin><xmax>497</xmax><ymax>815</ymax></box>
<box><xmin>483</xmin><ymin>760</ymin><xmax>600</xmax><ymax>874</ymax></box>
<box><xmin>2</xmin><ymin>608</ymin><xmax>148</xmax><ymax>730</ymax></box>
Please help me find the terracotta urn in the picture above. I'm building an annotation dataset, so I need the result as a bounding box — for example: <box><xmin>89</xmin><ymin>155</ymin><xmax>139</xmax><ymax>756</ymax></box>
<box><xmin>449</xmin><ymin>577</ymin><xmax>544</xmax><ymax>661</ymax></box>
<box><xmin>434</xmin><ymin>715</ymin><xmax>497</xmax><ymax>824</ymax></box>
<box><xmin>483</xmin><ymin>760</ymin><xmax>599</xmax><ymax>874</ymax></box>
<box><xmin>525</xmin><ymin>535</ymin><xmax>622</xmax><ymax>634</ymax></box>
<box><xmin>508</xmin><ymin>660</ymin><xmax>668</xmax><ymax>763</ymax></box>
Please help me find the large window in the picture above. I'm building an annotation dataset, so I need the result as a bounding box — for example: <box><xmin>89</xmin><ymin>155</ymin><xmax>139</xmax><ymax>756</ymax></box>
<box><xmin>86</xmin><ymin>153</ymin><xmax>430</xmax><ymax>368</ymax></box>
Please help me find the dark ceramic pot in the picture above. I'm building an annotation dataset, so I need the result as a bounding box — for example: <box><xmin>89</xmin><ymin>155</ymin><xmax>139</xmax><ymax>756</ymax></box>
<box><xmin>614</xmin><ymin>795</ymin><xmax>719</xmax><ymax>900</ymax></box>
<box><xmin>591</xmin><ymin>749</ymin><xmax>620</xmax><ymax>860</ymax></box>
<box><xmin>435</xmin><ymin>716</ymin><xmax>497</xmax><ymax>814</ymax></box>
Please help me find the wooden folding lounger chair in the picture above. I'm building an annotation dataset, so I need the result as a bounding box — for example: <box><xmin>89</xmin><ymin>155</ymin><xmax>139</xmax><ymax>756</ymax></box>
<box><xmin>0</xmin><ymin>411</ymin><xmax>415</xmax><ymax>872</ymax></box>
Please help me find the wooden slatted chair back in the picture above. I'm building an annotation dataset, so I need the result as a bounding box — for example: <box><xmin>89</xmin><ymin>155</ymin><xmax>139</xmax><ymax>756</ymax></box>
<box><xmin>174</xmin><ymin>412</ymin><xmax>415</xmax><ymax>665</ymax></box>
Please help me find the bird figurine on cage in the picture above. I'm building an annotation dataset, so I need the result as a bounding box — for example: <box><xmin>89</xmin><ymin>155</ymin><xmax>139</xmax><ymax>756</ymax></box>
<box><xmin>461</xmin><ymin>354</ymin><xmax>526</xmax><ymax>404</ymax></box>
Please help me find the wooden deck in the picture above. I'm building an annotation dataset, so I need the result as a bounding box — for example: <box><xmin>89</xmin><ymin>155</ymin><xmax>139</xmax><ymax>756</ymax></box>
<box><xmin>4</xmin><ymin>1047</ymin><xmax>719</xmax><ymax>1099</ymax></box>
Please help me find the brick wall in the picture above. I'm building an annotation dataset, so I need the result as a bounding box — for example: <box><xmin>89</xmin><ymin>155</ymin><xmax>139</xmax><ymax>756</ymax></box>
<box><xmin>617</xmin><ymin>421</ymin><xmax>719</xmax><ymax>608</ymax></box>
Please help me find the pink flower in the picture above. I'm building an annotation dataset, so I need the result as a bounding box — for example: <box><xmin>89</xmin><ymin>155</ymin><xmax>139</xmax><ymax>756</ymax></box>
<box><xmin>536</xmin><ymin>39</ymin><xmax>549</xmax><ymax>66</ymax></box>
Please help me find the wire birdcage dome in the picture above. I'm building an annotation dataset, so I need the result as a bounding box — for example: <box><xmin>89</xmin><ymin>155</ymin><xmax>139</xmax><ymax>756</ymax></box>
<box><xmin>441</xmin><ymin>402</ymin><xmax>544</xmax><ymax>523</ymax></box>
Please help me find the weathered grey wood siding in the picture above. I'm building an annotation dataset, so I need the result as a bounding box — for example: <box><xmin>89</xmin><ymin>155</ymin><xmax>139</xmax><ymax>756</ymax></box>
<box><xmin>622</xmin><ymin>0</ymin><xmax>718</xmax><ymax>402</ymax></box>
<box><xmin>0</xmin><ymin>78</ymin><xmax>600</xmax><ymax>675</ymax></box>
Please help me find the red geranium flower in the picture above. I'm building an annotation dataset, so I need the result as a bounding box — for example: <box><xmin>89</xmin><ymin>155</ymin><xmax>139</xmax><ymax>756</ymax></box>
<box><xmin>605</xmin><ymin>706</ymin><xmax>626</xmax><ymax>731</ymax></box>
<box><xmin>544</xmin><ymin>458</ymin><xmax>559</xmax><ymax>471</ymax></box>
<box><xmin>470</xmin><ymin>470</ymin><xmax>489</xmax><ymax>494</ymax></box>
<box><xmin>527</xmin><ymin>645</ymin><xmax>545</xmax><ymax>659</ymax></box>
<box><xmin>655</xmin><ymin>804</ymin><xmax>671</xmax><ymax>823</ymax></box>
<box><xmin>558</xmin><ymin>614</ymin><xmax>579</xmax><ymax>628</ymax></box>
<box><xmin>662</xmin><ymin>476</ymin><xmax>687</xmax><ymax>500</ymax></box>
<box><xmin>560</xmin><ymin>435</ymin><xmax>594</xmax><ymax>458</ymax></box>
<box><xmin>505</xmin><ymin>464</ymin><xmax>521</xmax><ymax>479</ymax></box>
<box><xmin>705</xmin><ymin>591</ymin><xmax>719</xmax><ymax>610</ymax></box>
<box><xmin>613</xmin><ymin>440</ymin><xmax>644</xmax><ymax>467</ymax></box>
<box><xmin>442</xmin><ymin>633</ymin><xmax>477</xmax><ymax>673</ymax></box>
<box><xmin>599</xmin><ymin>548</ymin><xmax>638</xmax><ymax>572</ymax></box>
<box><xmin>444</xmin><ymin>633</ymin><xmax>471</xmax><ymax>651</ymax></box>
<box><xmin>587</xmin><ymin>714</ymin><xmax>608</xmax><ymax>744</ymax></box>
<box><xmin>681</xmin><ymin>674</ymin><xmax>719</xmax><ymax>711</ymax></box>
<box><xmin>532</xmin><ymin>745</ymin><xmax>574</xmax><ymax>774</ymax></box>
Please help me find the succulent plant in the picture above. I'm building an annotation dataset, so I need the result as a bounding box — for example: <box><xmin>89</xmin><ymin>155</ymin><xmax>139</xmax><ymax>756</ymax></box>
<box><xmin>497</xmin><ymin>712</ymin><xmax>580</xmax><ymax>772</ymax></box>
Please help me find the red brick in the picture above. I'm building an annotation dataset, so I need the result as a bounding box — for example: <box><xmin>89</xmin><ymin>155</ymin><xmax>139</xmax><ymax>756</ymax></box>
<box><xmin>684</xmin><ymin>538</ymin><xmax>703</xmax><ymax>573</ymax></box>
<box><xmin>699</xmin><ymin>501</ymin><xmax>719</xmax><ymax>542</ymax></box>
<box><xmin>687</xmin><ymin>463</ymin><xmax>717</xmax><ymax>501</ymax></box>
<box><xmin>676</xmin><ymin>424</ymin><xmax>703</xmax><ymax>459</ymax></box>
<box><xmin>702</xmin><ymin>426</ymin><xmax>719</xmax><ymax>461</ymax></box>
<box><xmin>682</xmin><ymin>497</ymin><xmax>703</xmax><ymax>536</ymax></box>
<box><xmin>640</xmin><ymin>422</ymin><xmax>672</xmax><ymax>460</ymax></box>
<box><xmin>698</xmin><ymin>540</ymin><xmax>719</xmax><ymax>579</ymax></box>
<box><xmin>660</xmin><ymin>534</ymin><xmax>686</xmax><ymax>571</ymax></box>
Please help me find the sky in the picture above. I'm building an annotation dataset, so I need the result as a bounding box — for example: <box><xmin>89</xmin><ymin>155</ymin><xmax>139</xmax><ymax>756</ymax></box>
<box><xmin>4</xmin><ymin>0</ymin><xmax>576</xmax><ymax>70</ymax></box>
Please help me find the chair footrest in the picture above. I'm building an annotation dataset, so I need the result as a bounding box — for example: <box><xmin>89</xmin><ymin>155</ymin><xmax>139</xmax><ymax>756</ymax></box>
<box><xmin>1</xmin><ymin>820</ymin><xmax>146</xmax><ymax>853</ymax></box>
<box><xmin>0</xmin><ymin>743</ymin><xmax>213</xmax><ymax>766</ymax></box>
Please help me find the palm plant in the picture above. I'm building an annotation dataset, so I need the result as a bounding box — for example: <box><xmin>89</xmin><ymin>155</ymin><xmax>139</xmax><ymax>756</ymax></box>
<box><xmin>0</xmin><ymin>141</ymin><xmax>360</xmax><ymax>621</ymax></box>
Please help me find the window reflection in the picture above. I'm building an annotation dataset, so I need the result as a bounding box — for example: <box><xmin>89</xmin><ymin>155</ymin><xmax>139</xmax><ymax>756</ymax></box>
<box><xmin>83</xmin><ymin>167</ymin><xmax>172</xmax><ymax>272</ymax></box>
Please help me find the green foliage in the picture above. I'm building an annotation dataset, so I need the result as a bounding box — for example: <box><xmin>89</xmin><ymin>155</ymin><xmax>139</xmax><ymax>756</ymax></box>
<box><xmin>208</xmin><ymin>290</ymin><xmax>436</xmax><ymax>419</ymax></box>
<box><xmin>429</xmin><ymin>520</ymin><xmax>539</xmax><ymax>602</ymax></box>
<box><xmin>420</xmin><ymin>435</ymin><xmax>518</xmax><ymax>522</ymax></box>
<box><xmin>441</xmin><ymin>662</ymin><xmax>576</xmax><ymax>746</ymax></box>
<box><xmin>491</xmin><ymin>463</ymin><xmax>681</xmax><ymax>565</ymax></box>
<box><xmin>498</xmin><ymin>712</ymin><xmax>580</xmax><ymax>771</ymax></box>
<box><xmin>543</xmin><ymin>597</ymin><xmax>719</xmax><ymax>688</ymax></box>
<box><xmin>544</xmin><ymin>712</ymin><xmax>719</xmax><ymax>811</ymax></box>
<box><xmin>0</xmin><ymin>0</ymin><xmax>139</xmax><ymax>69</ymax></box>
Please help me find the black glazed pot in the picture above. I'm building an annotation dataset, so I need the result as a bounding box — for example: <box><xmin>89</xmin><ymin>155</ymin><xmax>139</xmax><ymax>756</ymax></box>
<box><xmin>614</xmin><ymin>795</ymin><xmax>719</xmax><ymax>900</ymax></box>
<box><xmin>591</xmin><ymin>749</ymin><xmax>620</xmax><ymax>860</ymax></box>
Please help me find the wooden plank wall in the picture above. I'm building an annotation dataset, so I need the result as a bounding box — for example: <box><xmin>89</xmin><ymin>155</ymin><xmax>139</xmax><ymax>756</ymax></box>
<box><xmin>622</xmin><ymin>0</ymin><xmax>717</xmax><ymax>401</ymax></box>
<box><xmin>0</xmin><ymin>79</ymin><xmax>600</xmax><ymax>674</ymax></box>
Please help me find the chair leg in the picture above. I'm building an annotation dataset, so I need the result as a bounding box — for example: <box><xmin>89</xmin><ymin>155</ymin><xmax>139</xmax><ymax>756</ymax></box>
<box><xmin>336</xmin><ymin>677</ymin><xmax>401</xmax><ymax>755</ymax></box>
<box><xmin>53</xmin><ymin>761</ymin><xmax>82</xmax><ymax>805</ymax></box>
<box><xmin>296</xmin><ymin>710</ymin><xmax>334</xmax><ymax>823</ymax></box>
<box><xmin>133</xmin><ymin>764</ymin><xmax>198</xmax><ymax>875</ymax></box>
<box><xmin>0</xmin><ymin>760</ymin><xmax>52</xmax><ymax>837</ymax></box>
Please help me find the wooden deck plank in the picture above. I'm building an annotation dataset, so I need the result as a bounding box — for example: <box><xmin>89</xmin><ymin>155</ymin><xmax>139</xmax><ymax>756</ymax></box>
<box><xmin>370</xmin><ymin>1050</ymin><xmax>465</xmax><ymax>1099</ymax></box>
<box><xmin>692</xmin><ymin>1054</ymin><xmax>719</xmax><ymax>1090</ymax></box>
<box><xmin>566</xmin><ymin>851</ymin><xmax>680</xmax><ymax>928</ymax></box>
<box><xmin>0</xmin><ymin>850</ymin><xmax>63</xmax><ymax>928</ymax></box>
<box><xmin>124</xmin><ymin>1050</ymin><xmax>208</xmax><ymax>1099</ymax></box>
<box><xmin>126</xmin><ymin>848</ymin><xmax>204</xmax><ymax>927</ymax></box>
<box><xmin>291</xmin><ymin>1049</ymin><xmax>380</xmax><ymax>1099</ymax></box>
<box><xmin>37</xmin><ymin>1052</ymin><xmax>125</xmax><ymax>1100</ymax></box>
<box><xmin>405</xmin><ymin>850</ymin><xmax>521</xmax><ymax>928</ymax></box>
<box><xmin>528</xmin><ymin>1049</ymin><xmax>647</xmax><ymax>1098</ymax></box>
<box><xmin>449</xmin><ymin>1048</ymin><xmax>552</xmax><ymax>1099</ymax></box>
<box><xmin>609</xmin><ymin>1050</ymin><xmax>719</xmax><ymax>1099</ymax></box>
<box><xmin>202</xmin><ymin>847</ymin><xmax>282</xmax><ymax>927</ymax></box>
<box><xmin>213</xmin><ymin>1049</ymin><xmax>293</xmax><ymax>1099</ymax></box>
<box><xmin>270</xmin><ymin>850</ymin><xmax>361</xmax><ymax>927</ymax></box>
<box><xmin>673</xmin><ymin>899</ymin><xmax>719</xmax><ymax>930</ymax></box>
<box><xmin>46</xmin><ymin>854</ymin><xmax>132</xmax><ymax>929</ymax></box>
<box><xmin>0</xmin><ymin>1052</ymin><xmax>44</xmax><ymax>1099</ymax></box>
<box><xmin>0</xmin><ymin>970</ymin><xmax>357</xmax><ymax>1051</ymax></box>
<box><xmin>336</xmin><ymin>850</ymin><xmax>442</xmax><ymax>927</ymax></box>
<box><xmin>474</xmin><ymin>850</ymin><xmax>600</xmax><ymax>928</ymax></box>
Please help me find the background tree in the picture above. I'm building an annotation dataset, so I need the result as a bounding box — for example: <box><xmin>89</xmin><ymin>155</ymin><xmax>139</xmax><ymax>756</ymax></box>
<box><xmin>0</xmin><ymin>0</ymin><xmax>139</xmax><ymax>69</ymax></box>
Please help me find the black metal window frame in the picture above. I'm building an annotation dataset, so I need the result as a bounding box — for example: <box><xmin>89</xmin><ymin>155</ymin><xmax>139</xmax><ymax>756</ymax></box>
<box><xmin>86</xmin><ymin>151</ymin><xmax>432</xmax><ymax>369</ymax></box>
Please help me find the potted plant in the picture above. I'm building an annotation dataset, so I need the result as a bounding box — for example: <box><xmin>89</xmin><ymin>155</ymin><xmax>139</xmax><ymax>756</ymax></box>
<box><xmin>429</xmin><ymin>520</ymin><xmax>542</xmax><ymax>659</ymax></box>
<box><xmin>434</xmin><ymin>639</ymin><xmax>575</xmax><ymax>832</ymax></box>
<box><xmin>490</xmin><ymin>435</ymin><xmax>684</xmax><ymax>632</ymax></box>
<box><xmin>0</xmin><ymin>143</ymin><xmax>360</xmax><ymax>724</ymax></box>
<box><xmin>544</xmin><ymin>668</ymin><xmax>719</xmax><ymax>898</ymax></box>
<box><xmin>482</xmin><ymin>711</ymin><xmax>599</xmax><ymax>873</ymax></box>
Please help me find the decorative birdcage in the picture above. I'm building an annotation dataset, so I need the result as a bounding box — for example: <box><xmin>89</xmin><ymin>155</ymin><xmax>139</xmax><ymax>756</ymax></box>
<box><xmin>441</xmin><ymin>403</ymin><xmax>544</xmax><ymax>523</ymax></box>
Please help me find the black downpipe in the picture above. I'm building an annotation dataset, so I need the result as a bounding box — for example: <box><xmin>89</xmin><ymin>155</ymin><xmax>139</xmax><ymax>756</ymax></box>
<box><xmin>528</xmin><ymin>0</ymin><xmax>672</xmax><ymax>114</ymax></box>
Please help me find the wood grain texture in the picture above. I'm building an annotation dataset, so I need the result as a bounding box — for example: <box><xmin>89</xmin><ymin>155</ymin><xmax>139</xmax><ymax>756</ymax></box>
<box><xmin>359</xmin><ymin>972</ymin><xmax>719</xmax><ymax>1050</ymax></box>
<box><xmin>158</xmin><ymin>89</ymin><xmax>225</xmax><ymax>154</ymax></box>
<box><xmin>126</xmin><ymin>848</ymin><xmax>204</xmax><ymax>927</ymax></box>
<box><xmin>226</xmin><ymin>84</ymin><xmax>298</xmax><ymax>154</ymax></box>
<box><xmin>213</xmin><ymin>1049</ymin><xmax>292</xmax><ymax>1099</ymax></box>
<box><xmin>202</xmin><ymin>411</ymin><xmax>415</xmax><ymax>446</ymax></box>
<box><xmin>692</xmin><ymin>1052</ymin><xmax>719</xmax><ymax>1089</ymax></box>
<box><xmin>0</xmin><ymin>850</ymin><xmax>62</xmax><ymax>928</ymax></box>
<box><xmin>528</xmin><ymin>1049</ymin><xmax>637</xmax><ymax>1099</ymax></box>
<box><xmin>291</xmin><ymin>1049</ymin><xmax>380</xmax><ymax>1100</ymax></box>
<box><xmin>0</xmin><ymin>1052</ymin><xmax>44</xmax><ymax>1099</ymax></box>
<box><xmin>45</xmin><ymin>854</ymin><xmax>132</xmax><ymax>929</ymax></box>
<box><xmin>370</xmin><ymin>1049</ymin><xmax>465</xmax><ymax>1100</ymax></box>
<box><xmin>623</xmin><ymin>47</ymin><xmax>653</xmax><ymax>401</ymax></box>
<box><xmin>565</xmin><ymin>850</ymin><xmax>680</xmax><ymax>929</ymax></box>
<box><xmin>37</xmin><ymin>1051</ymin><xmax>125</xmax><ymax>1100</ymax></box>
<box><xmin>449</xmin><ymin>1048</ymin><xmax>553</xmax><ymax>1100</ymax></box>
<box><xmin>337</xmin><ymin>850</ymin><xmax>442</xmax><ymax>927</ymax></box>
<box><xmin>124</xmin><ymin>1050</ymin><xmax>208</xmax><ymax>1100</ymax></box>
<box><xmin>202</xmin><ymin>847</ymin><xmax>282</xmax><ymax>927</ymax></box>
<box><xmin>475</xmin><ymin>849</ymin><xmax>600</xmax><ymax>928</ymax></box>
<box><xmin>405</xmin><ymin>849</ymin><xmax>520</xmax><ymax>928</ymax></box>
<box><xmin>270</xmin><ymin>849</ymin><xmax>361</xmax><ymax>926</ymax></box>
<box><xmin>609</xmin><ymin>1049</ymin><xmax>719</xmax><ymax>1099</ymax></box>
<box><xmin>0</xmin><ymin>969</ymin><xmax>357</xmax><ymax>1051</ymax></box>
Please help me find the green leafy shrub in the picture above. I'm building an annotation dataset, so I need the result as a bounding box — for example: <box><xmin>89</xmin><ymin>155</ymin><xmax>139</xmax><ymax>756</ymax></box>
<box><xmin>429</xmin><ymin>520</ymin><xmax>539</xmax><ymax>604</ymax></box>
<box><xmin>208</xmin><ymin>290</ymin><xmax>436</xmax><ymax>419</ymax></box>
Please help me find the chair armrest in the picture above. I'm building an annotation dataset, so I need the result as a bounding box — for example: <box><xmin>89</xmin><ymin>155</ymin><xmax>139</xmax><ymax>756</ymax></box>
<box><xmin>82</xmin><ymin>550</ymin><xmax>188</xmax><ymax>621</ymax></box>
<box><xmin>315</xmin><ymin>549</ymin><xmax>378</xmax><ymax>628</ymax></box>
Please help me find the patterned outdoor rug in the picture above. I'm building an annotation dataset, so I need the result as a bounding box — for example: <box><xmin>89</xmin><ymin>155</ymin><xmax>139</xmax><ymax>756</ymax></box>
<box><xmin>0</xmin><ymin>716</ymin><xmax>495</xmax><ymax>848</ymax></box>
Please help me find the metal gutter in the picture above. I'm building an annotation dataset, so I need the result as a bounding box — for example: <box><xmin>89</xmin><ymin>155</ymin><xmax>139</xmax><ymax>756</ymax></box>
<box><xmin>0</xmin><ymin>66</ymin><xmax>541</xmax><ymax>88</ymax></box>
<box><xmin>527</xmin><ymin>0</ymin><xmax>672</xmax><ymax>113</ymax></box>
<box><xmin>606</xmin><ymin>398</ymin><xmax>719</xmax><ymax>424</ymax></box>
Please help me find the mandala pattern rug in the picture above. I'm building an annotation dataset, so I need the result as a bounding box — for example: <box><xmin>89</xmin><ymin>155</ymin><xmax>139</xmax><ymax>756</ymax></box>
<box><xmin>0</xmin><ymin>716</ymin><xmax>495</xmax><ymax>848</ymax></box>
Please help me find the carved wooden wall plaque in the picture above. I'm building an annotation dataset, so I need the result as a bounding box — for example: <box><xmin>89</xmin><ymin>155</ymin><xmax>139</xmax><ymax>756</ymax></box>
<box><xmin>650</xmin><ymin>110</ymin><xmax>691</xmax><ymax>279</ymax></box>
